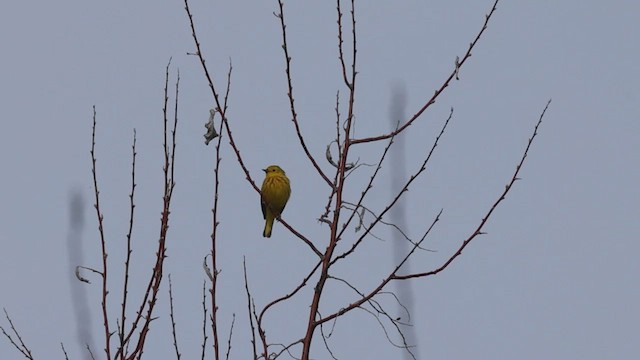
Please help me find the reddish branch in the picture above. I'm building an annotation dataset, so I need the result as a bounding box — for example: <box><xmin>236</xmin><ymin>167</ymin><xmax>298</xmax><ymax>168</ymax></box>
<box><xmin>126</xmin><ymin>64</ymin><xmax>178</xmax><ymax>360</ymax></box>
<box><xmin>168</xmin><ymin>275</ymin><xmax>182</xmax><ymax>359</ymax></box>
<box><xmin>207</xmin><ymin>62</ymin><xmax>232</xmax><ymax>360</ymax></box>
<box><xmin>319</xmin><ymin>93</ymin><xmax>345</xmax><ymax>224</ymax></box>
<box><xmin>242</xmin><ymin>259</ymin><xmax>258</xmax><ymax>360</ymax></box>
<box><xmin>184</xmin><ymin>0</ymin><xmax>321</xmax><ymax>259</ymax></box>
<box><xmin>319</xmin><ymin>99</ymin><xmax>551</xmax><ymax>327</ymax></box>
<box><xmin>180</xmin><ymin>0</ymin><xmax>541</xmax><ymax>359</ymax></box>
<box><xmin>392</xmin><ymin>99</ymin><xmax>551</xmax><ymax>280</ymax></box>
<box><xmin>352</xmin><ymin>0</ymin><xmax>500</xmax><ymax>144</ymax></box>
<box><xmin>200</xmin><ymin>281</ymin><xmax>209</xmax><ymax>360</ymax></box>
<box><xmin>183</xmin><ymin>0</ymin><xmax>256</xmax><ymax>191</ymax></box>
<box><xmin>318</xmin><ymin>210</ymin><xmax>441</xmax><ymax>327</ymax></box>
<box><xmin>333</xmin><ymin>109</ymin><xmax>453</xmax><ymax>265</ymax></box>
<box><xmin>301</xmin><ymin>0</ymin><xmax>359</xmax><ymax>357</ymax></box>
<box><xmin>118</xmin><ymin>128</ymin><xmax>137</xmax><ymax>359</ymax></box>
<box><xmin>276</xmin><ymin>0</ymin><xmax>333</xmax><ymax>188</ymax></box>
<box><xmin>111</xmin><ymin>60</ymin><xmax>179</xmax><ymax>360</ymax></box>
<box><xmin>300</xmin><ymin>0</ymin><xmax>505</xmax><ymax>357</ymax></box>
<box><xmin>90</xmin><ymin>106</ymin><xmax>112</xmax><ymax>358</ymax></box>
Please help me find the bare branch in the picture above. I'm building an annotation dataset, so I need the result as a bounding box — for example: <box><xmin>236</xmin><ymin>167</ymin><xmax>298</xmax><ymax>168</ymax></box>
<box><xmin>87</xmin><ymin>344</ymin><xmax>96</xmax><ymax>360</ymax></box>
<box><xmin>352</xmin><ymin>0</ymin><xmax>500</xmax><ymax>144</ymax></box>
<box><xmin>224</xmin><ymin>314</ymin><xmax>236</xmax><ymax>360</ymax></box>
<box><xmin>168</xmin><ymin>275</ymin><xmax>182</xmax><ymax>359</ymax></box>
<box><xmin>332</xmin><ymin>125</ymin><xmax>398</xmax><ymax>239</ymax></box>
<box><xmin>243</xmin><ymin>258</ymin><xmax>258</xmax><ymax>360</ymax></box>
<box><xmin>275</xmin><ymin>0</ymin><xmax>334</xmax><ymax>188</ymax></box>
<box><xmin>184</xmin><ymin>0</ymin><xmax>256</xmax><ymax>189</ymax></box>
<box><xmin>393</xmin><ymin>99</ymin><xmax>552</xmax><ymax>280</ymax></box>
<box><xmin>1</xmin><ymin>309</ymin><xmax>34</xmax><ymax>359</ymax></box>
<box><xmin>317</xmin><ymin>210</ymin><xmax>442</xmax><ymax>327</ymax></box>
<box><xmin>90</xmin><ymin>106</ymin><xmax>112</xmax><ymax>358</ymax></box>
<box><xmin>183</xmin><ymin>5</ymin><xmax>320</xmax><ymax>256</ymax></box>
<box><xmin>319</xmin><ymin>317</ymin><xmax>339</xmax><ymax>360</ymax></box>
<box><xmin>270</xmin><ymin>340</ymin><xmax>304</xmax><ymax>360</ymax></box>
<box><xmin>301</xmin><ymin>1</ymin><xmax>359</xmax><ymax>356</ymax></box>
<box><xmin>118</xmin><ymin>128</ymin><xmax>137</xmax><ymax>358</ymax></box>
<box><xmin>208</xmin><ymin>61</ymin><xmax>230</xmax><ymax>360</ymax></box>
<box><xmin>319</xmin><ymin>99</ymin><xmax>550</xmax><ymax>330</ymax></box>
<box><xmin>333</xmin><ymin>109</ymin><xmax>454</xmax><ymax>265</ymax></box>
<box><xmin>258</xmin><ymin>259</ymin><xmax>323</xmax><ymax>331</ymax></box>
<box><xmin>61</xmin><ymin>343</ymin><xmax>69</xmax><ymax>360</ymax></box>
<box><xmin>119</xmin><ymin>59</ymin><xmax>179</xmax><ymax>360</ymax></box>
<box><xmin>343</xmin><ymin>202</ymin><xmax>435</xmax><ymax>252</ymax></box>
<box><xmin>201</xmin><ymin>281</ymin><xmax>209</xmax><ymax>360</ymax></box>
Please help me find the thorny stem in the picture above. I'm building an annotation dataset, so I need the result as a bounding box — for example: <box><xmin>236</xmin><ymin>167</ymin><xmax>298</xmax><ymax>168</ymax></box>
<box><xmin>276</xmin><ymin>0</ymin><xmax>334</xmax><ymax>188</ymax></box>
<box><xmin>90</xmin><ymin>106</ymin><xmax>112</xmax><ymax>359</ymax></box>
<box><xmin>209</xmin><ymin>64</ymin><xmax>231</xmax><ymax>360</ymax></box>
<box><xmin>302</xmin><ymin>0</ymin><xmax>357</xmax><ymax>357</ymax></box>
<box><xmin>118</xmin><ymin>128</ymin><xmax>137</xmax><ymax>359</ymax></box>
<box><xmin>352</xmin><ymin>0</ymin><xmax>500</xmax><ymax>144</ymax></box>
<box><xmin>392</xmin><ymin>100</ymin><xmax>552</xmax><ymax>280</ymax></box>
<box><xmin>319</xmin><ymin>99</ymin><xmax>551</xmax><ymax>326</ymax></box>
<box><xmin>114</xmin><ymin>60</ymin><xmax>179</xmax><ymax>360</ymax></box>
<box><xmin>184</xmin><ymin>0</ymin><xmax>321</xmax><ymax>258</ymax></box>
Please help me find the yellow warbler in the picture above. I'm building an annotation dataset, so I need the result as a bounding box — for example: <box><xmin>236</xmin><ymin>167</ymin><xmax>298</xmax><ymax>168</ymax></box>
<box><xmin>260</xmin><ymin>165</ymin><xmax>291</xmax><ymax>238</ymax></box>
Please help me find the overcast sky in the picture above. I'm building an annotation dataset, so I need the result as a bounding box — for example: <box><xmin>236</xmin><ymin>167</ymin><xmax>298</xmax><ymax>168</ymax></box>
<box><xmin>1</xmin><ymin>1</ymin><xmax>638</xmax><ymax>359</ymax></box>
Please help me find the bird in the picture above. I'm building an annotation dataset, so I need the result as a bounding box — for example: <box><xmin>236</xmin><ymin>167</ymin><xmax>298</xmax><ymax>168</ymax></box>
<box><xmin>260</xmin><ymin>165</ymin><xmax>291</xmax><ymax>238</ymax></box>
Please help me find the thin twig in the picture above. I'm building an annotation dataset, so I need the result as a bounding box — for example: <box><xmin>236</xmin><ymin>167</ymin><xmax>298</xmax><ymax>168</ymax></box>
<box><xmin>242</xmin><ymin>258</ymin><xmax>258</xmax><ymax>360</ymax></box>
<box><xmin>275</xmin><ymin>0</ymin><xmax>333</xmax><ymax>188</ymax></box>
<box><xmin>184</xmin><ymin>0</ymin><xmax>321</xmax><ymax>257</ymax></box>
<box><xmin>270</xmin><ymin>339</ymin><xmax>304</xmax><ymax>360</ymax></box>
<box><xmin>332</xmin><ymin>109</ymin><xmax>453</xmax><ymax>265</ymax></box>
<box><xmin>316</xmin><ymin>210</ymin><xmax>442</xmax><ymax>327</ymax></box>
<box><xmin>319</xmin><ymin>99</ymin><xmax>551</xmax><ymax>327</ymax></box>
<box><xmin>342</xmin><ymin>202</ymin><xmax>435</xmax><ymax>251</ymax></box>
<box><xmin>319</xmin><ymin>317</ymin><xmax>338</xmax><ymax>360</ymax></box>
<box><xmin>1</xmin><ymin>309</ymin><xmax>34</xmax><ymax>359</ymax></box>
<box><xmin>201</xmin><ymin>281</ymin><xmax>209</xmax><ymax>360</ymax></box>
<box><xmin>258</xmin><ymin>259</ymin><xmax>323</xmax><ymax>333</ymax></box>
<box><xmin>87</xmin><ymin>344</ymin><xmax>97</xmax><ymax>360</ymax></box>
<box><xmin>301</xmin><ymin>0</ymin><xmax>359</xmax><ymax>356</ymax></box>
<box><xmin>122</xmin><ymin>59</ymin><xmax>179</xmax><ymax>360</ymax></box>
<box><xmin>393</xmin><ymin>99</ymin><xmax>552</xmax><ymax>280</ymax></box>
<box><xmin>90</xmin><ymin>106</ymin><xmax>112</xmax><ymax>358</ymax></box>
<box><xmin>352</xmin><ymin>0</ymin><xmax>500</xmax><ymax>144</ymax></box>
<box><xmin>119</xmin><ymin>128</ymin><xmax>137</xmax><ymax>359</ymax></box>
<box><xmin>334</xmin><ymin>127</ymin><xmax>399</xmax><ymax>242</ymax></box>
<box><xmin>208</xmin><ymin>63</ymin><xmax>229</xmax><ymax>360</ymax></box>
<box><xmin>224</xmin><ymin>314</ymin><xmax>236</xmax><ymax>360</ymax></box>
<box><xmin>329</xmin><ymin>276</ymin><xmax>416</xmax><ymax>359</ymax></box>
<box><xmin>61</xmin><ymin>342</ymin><xmax>70</xmax><ymax>360</ymax></box>
<box><xmin>168</xmin><ymin>275</ymin><xmax>182</xmax><ymax>359</ymax></box>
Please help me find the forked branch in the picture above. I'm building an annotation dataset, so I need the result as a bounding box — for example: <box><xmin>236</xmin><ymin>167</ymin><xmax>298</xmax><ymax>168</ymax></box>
<box><xmin>276</xmin><ymin>0</ymin><xmax>333</xmax><ymax>188</ymax></box>
<box><xmin>392</xmin><ymin>99</ymin><xmax>552</xmax><ymax>280</ymax></box>
<box><xmin>319</xmin><ymin>99</ymin><xmax>551</xmax><ymax>327</ymax></box>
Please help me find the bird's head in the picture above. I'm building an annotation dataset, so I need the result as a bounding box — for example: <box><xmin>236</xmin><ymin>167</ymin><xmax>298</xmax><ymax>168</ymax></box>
<box><xmin>263</xmin><ymin>165</ymin><xmax>286</xmax><ymax>175</ymax></box>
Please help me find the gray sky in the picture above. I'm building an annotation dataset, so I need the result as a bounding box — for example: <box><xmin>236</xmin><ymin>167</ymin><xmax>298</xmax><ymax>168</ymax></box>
<box><xmin>1</xmin><ymin>1</ymin><xmax>638</xmax><ymax>359</ymax></box>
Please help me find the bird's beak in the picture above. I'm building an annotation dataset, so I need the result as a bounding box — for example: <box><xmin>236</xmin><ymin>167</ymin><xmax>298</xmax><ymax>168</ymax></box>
<box><xmin>262</xmin><ymin>168</ymin><xmax>267</xmax><ymax>173</ymax></box>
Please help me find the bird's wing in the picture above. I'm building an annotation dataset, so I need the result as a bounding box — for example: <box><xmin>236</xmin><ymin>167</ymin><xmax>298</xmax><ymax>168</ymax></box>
<box><xmin>281</xmin><ymin>186</ymin><xmax>291</xmax><ymax>212</ymax></box>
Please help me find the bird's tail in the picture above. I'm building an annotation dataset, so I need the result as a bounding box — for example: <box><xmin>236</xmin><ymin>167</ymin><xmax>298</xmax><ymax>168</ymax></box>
<box><xmin>263</xmin><ymin>216</ymin><xmax>274</xmax><ymax>238</ymax></box>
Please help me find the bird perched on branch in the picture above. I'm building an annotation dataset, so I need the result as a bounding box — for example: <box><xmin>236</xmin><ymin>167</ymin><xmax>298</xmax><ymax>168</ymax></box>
<box><xmin>260</xmin><ymin>165</ymin><xmax>291</xmax><ymax>238</ymax></box>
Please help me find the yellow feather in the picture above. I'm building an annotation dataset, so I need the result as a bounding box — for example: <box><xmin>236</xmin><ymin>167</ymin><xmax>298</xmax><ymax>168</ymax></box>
<box><xmin>260</xmin><ymin>165</ymin><xmax>291</xmax><ymax>238</ymax></box>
